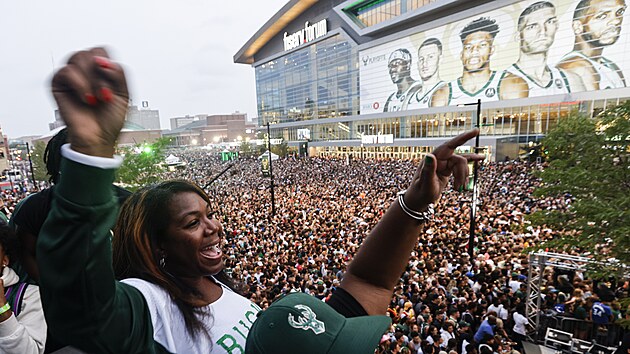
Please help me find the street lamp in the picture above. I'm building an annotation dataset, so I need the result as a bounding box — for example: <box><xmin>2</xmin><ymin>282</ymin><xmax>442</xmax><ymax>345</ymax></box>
<box><xmin>457</xmin><ymin>99</ymin><xmax>481</xmax><ymax>260</ymax></box>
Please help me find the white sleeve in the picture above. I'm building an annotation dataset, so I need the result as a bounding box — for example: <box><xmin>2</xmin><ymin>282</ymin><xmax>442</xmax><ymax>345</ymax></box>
<box><xmin>518</xmin><ymin>313</ymin><xmax>529</xmax><ymax>325</ymax></box>
<box><xmin>0</xmin><ymin>285</ymin><xmax>47</xmax><ymax>354</ymax></box>
<box><xmin>61</xmin><ymin>144</ymin><xmax>123</xmax><ymax>169</ymax></box>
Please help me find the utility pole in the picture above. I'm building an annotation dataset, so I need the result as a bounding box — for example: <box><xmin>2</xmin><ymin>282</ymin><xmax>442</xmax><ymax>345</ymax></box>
<box><xmin>266</xmin><ymin>121</ymin><xmax>276</xmax><ymax>216</ymax></box>
<box><xmin>458</xmin><ymin>99</ymin><xmax>482</xmax><ymax>260</ymax></box>
<box><xmin>26</xmin><ymin>143</ymin><xmax>37</xmax><ymax>191</ymax></box>
<box><xmin>469</xmin><ymin>98</ymin><xmax>481</xmax><ymax>260</ymax></box>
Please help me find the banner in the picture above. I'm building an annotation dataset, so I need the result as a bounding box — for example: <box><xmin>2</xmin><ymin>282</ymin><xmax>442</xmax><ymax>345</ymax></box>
<box><xmin>261</xmin><ymin>154</ymin><xmax>270</xmax><ymax>177</ymax></box>
<box><xmin>360</xmin><ymin>0</ymin><xmax>630</xmax><ymax>114</ymax></box>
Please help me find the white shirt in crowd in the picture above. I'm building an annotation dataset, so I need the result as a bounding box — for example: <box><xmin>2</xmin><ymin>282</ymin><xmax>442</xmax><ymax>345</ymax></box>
<box><xmin>513</xmin><ymin>312</ymin><xmax>528</xmax><ymax>335</ymax></box>
<box><xmin>487</xmin><ymin>304</ymin><xmax>508</xmax><ymax>320</ymax></box>
<box><xmin>440</xmin><ymin>329</ymin><xmax>455</xmax><ymax>348</ymax></box>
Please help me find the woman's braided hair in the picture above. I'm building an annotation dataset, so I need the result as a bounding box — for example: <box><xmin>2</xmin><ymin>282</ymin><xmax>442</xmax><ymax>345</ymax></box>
<box><xmin>43</xmin><ymin>128</ymin><xmax>68</xmax><ymax>184</ymax></box>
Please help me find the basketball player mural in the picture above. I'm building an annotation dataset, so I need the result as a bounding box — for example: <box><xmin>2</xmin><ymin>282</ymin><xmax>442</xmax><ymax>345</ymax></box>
<box><xmin>557</xmin><ymin>0</ymin><xmax>627</xmax><ymax>89</ymax></box>
<box><xmin>507</xmin><ymin>1</ymin><xmax>586</xmax><ymax>96</ymax></box>
<box><xmin>383</xmin><ymin>48</ymin><xmax>422</xmax><ymax>112</ymax></box>
<box><xmin>407</xmin><ymin>38</ymin><xmax>446</xmax><ymax>109</ymax></box>
<box><xmin>431</xmin><ymin>17</ymin><xmax>528</xmax><ymax>107</ymax></box>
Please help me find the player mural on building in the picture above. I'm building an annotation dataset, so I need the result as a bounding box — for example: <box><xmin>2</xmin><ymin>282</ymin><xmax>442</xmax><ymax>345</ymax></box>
<box><xmin>384</xmin><ymin>48</ymin><xmax>422</xmax><ymax>112</ymax></box>
<box><xmin>557</xmin><ymin>0</ymin><xmax>627</xmax><ymax>89</ymax></box>
<box><xmin>407</xmin><ymin>38</ymin><xmax>446</xmax><ymax>110</ymax></box>
<box><xmin>431</xmin><ymin>17</ymin><xmax>528</xmax><ymax>107</ymax></box>
<box><xmin>507</xmin><ymin>1</ymin><xmax>586</xmax><ymax>96</ymax></box>
<box><xmin>358</xmin><ymin>0</ymin><xmax>630</xmax><ymax>115</ymax></box>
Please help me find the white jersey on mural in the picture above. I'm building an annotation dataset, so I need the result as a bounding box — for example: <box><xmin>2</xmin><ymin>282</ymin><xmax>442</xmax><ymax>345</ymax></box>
<box><xmin>384</xmin><ymin>82</ymin><xmax>422</xmax><ymax>112</ymax></box>
<box><xmin>446</xmin><ymin>71</ymin><xmax>505</xmax><ymax>106</ymax></box>
<box><xmin>560</xmin><ymin>52</ymin><xmax>625</xmax><ymax>89</ymax></box>
<box><xmin>505</xmin><ymin>64</ymin><xmax>571</xmax><ymax>96</ymax></box>
<box><xmin>406</xmin><ymin>82</ymin><xmax>444</xmax><ymax>110</ymax></box>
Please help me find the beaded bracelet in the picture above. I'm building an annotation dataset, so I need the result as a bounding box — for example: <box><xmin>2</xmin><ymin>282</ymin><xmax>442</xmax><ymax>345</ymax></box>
<box><xmin>396</xmin><ymin>190</ymin><xmax>435</xmax><ymax>223</ymax></box>
<box><xmin>0</xmin><ymin>303</ymin><xmax>10</xmax><ymax>316</ymax></box>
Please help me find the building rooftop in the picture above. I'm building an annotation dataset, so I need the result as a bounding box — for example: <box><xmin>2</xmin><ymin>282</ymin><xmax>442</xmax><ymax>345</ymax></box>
<box><xmin>234</xmin><ymin>0</ymin><xmax>318</xmax><ymax>64</ymax></box>
<box><xmin>162</xmin><ymin>119</ymin><xmax>209</xmax><ymax>135</ymax></box>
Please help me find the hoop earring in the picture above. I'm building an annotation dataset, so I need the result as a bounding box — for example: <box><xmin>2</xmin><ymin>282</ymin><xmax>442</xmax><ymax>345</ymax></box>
<box><xmin>159</xmin><ymin>256</ymin><xmax>166</xmax><ymax>269</ymax></box>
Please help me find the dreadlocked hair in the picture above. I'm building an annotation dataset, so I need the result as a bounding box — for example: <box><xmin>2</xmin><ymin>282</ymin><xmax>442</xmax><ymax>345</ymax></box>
<box><xmin>43</xmin><ymin>128</ymin><xmax>68</xmax><ymax>184</ymax></box>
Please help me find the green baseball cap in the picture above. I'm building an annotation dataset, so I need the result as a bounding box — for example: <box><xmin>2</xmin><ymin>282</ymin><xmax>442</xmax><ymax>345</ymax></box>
<box><xmin>246</xmin><ymin>292</ymin><xmax>391</xmax><ymax>354</ymax></box>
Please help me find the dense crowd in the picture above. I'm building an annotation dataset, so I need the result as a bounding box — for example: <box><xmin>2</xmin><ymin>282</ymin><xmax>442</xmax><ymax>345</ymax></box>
<box><xmin>1</xmin><ymin>150</ymin><xmax>628</xmax><ymax>353</ymax></box>
<box><xmin>166</xmin><ymin>150</ymin><xmax>629</xmax><ymax>353</ymax></box>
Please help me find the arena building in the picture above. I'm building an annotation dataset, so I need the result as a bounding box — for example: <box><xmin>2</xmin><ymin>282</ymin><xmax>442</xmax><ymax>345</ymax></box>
<box><xmin>235</xmin><ymin>0</ymin><xmax>630</xmax><ymax>160</ymax></box>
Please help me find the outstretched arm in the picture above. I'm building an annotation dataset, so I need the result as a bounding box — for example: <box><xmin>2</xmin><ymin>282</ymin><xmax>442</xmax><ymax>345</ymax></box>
<box><xmin>341</xmin><ymin>130</ymin><xmax>484</xmax><ymax>315</ymax></box>
<box><xmin>37</xmin><ymin>48</ymin><xmax>157</xmax><ymax>353</ymax></box>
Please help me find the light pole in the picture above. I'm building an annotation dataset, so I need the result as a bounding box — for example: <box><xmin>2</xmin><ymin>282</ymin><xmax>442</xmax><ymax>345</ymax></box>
<box><xmin>458</xmin><ymin>99</ymin><xmax>481</xmax><ymax>260</ymax></box>
<box><xmin>25</xmin><ymin>143</ymin><xmax>37</xmax><ymax>191</ymax></box>
<box><xmin>266</xmin><ymin>121</ymin><xmax>276</xmax><ymax>216</ymax></box>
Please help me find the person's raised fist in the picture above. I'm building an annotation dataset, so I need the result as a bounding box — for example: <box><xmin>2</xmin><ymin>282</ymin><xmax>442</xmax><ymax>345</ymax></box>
<box><xmin>51</xmin><ymin>47</ymin><xmax>129</xmax><ymax>158</ymax></box>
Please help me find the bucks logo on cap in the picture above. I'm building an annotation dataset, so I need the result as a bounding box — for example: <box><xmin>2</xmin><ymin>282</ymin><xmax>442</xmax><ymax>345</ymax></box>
<box><xmin>245</xmin><ymin>292</ymin><xmax>391</xmax><ymax>354</ymax></box>
<box><xmin>287</xmin><ymin>304</ymin><xmax>325</xmax><ymax>334</ymax></box>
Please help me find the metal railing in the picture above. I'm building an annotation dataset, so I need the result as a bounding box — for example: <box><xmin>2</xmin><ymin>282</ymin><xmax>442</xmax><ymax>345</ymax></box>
<box><xmin>538</xmin><ymin>314</ymin><xmax>627</xmax><ymax>348</ymax></box>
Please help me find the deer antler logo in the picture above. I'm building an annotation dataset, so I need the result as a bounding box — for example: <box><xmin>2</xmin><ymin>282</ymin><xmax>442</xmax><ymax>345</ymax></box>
<box><xmin>287</xmin><ymin>304</ymin><xmax>326</xmax><ymax>334</ymax></box>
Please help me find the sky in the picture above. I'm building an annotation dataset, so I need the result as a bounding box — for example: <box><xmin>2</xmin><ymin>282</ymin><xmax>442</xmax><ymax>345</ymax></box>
<box><xmin>0</xmin><ymin>0</ymin><xmax>288</xmax><ymax>139</ymax></box>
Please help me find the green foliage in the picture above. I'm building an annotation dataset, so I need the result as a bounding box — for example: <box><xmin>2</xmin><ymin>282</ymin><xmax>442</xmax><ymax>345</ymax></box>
<box><xmin>115</xmin><ymin>137</ymin><xmax>171</xmax><ymax>191</ymax></box>
<box><xmin>239</xmin><ymin>141</ymin><xmax>254</xmax><ymax>157</ymax></box>
<box><xmin>529</xmin><ymin>102</ymin><xmax>630</xmax><ymax>274</ymax></box>
<box><xmin>271</xmin><ymin>138</ymin><xmax>288</xmax><ymax>157</ymax></box>
<box><xmin>30</xmin><ymin>141</ymin><xmax>48</xmax><ymax>182</ymax></box>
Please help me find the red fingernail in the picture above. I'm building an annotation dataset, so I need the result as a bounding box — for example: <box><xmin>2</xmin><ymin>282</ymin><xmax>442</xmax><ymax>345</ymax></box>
<box><xmin>100</xmin><ymin>88</ymin><xmax>113</xmax><ymax>103</ymax></box>
<box><xmin>94</xmin><ymin>56</ymin><xmax>112</xmax><ymax>69</ymax></box>
<box><xmin>85</xmin><ymin>93</ymin><xmax>98</xmax><ymax>106</ymax></box>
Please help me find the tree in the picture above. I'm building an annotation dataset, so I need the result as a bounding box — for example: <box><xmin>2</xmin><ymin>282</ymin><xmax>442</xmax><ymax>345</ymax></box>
<box><xmin>30</xmin><ymin>141</ymin><xmax>49</xmax><ymax>182</ymax></box>
<box><xmin>116</xmin><ymin>137</ymin><xmax>171</xmax><ymax>191</ymax></box>
<box><xmin>271</xmin><ymin>138</ymin><xmax>288</xmax><ymax>157</ymax></box>
<box><xmin>528</xmin><ymin>103</ymin><xmax>630</xmax><ymax>274</ymax></box>
<box><xmin>239</xmin><ymin>141</ymin><xmax>254</xmax><ymax>158</ymax></box>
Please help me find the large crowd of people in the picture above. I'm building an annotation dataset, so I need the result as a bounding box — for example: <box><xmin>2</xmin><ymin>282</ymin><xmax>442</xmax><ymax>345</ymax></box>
<box><xmin>0</xmin><ymin>45</ymin><xmax>627</xmax><ymax>352</ymax></box>
<box><xmin>1</xmin><ymin>143</ymin><xmax>629</xmax><ymax>353</ymax></box>
<box><xmin>165</xmin><ymin>150</ymin><xmax>629</xmax><ymax>353</ymax></box>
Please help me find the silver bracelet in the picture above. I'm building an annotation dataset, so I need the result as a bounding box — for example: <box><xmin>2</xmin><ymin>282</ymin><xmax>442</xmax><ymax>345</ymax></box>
<box><xmin>397</xmin><ymin>190</ymin><xmax>434</xmax><ymax>223</ymax></box>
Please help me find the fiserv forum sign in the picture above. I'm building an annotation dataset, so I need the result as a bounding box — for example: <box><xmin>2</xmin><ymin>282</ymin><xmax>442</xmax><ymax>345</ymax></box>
<box><xmin>360</xmin><ymin>0</ymin><xmax>629</xmax><ymax>114</ymax></box>
<box><xmin>283</xmin><ymin>19</ymin><xmax>328</xmax><ymax>51</ymax></box>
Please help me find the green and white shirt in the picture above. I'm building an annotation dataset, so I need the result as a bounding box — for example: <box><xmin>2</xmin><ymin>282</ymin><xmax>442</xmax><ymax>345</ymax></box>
<box><xmin>122</xmin><ymin>278</ymin><xmax>261</xmax><ymax>354</ymax></box>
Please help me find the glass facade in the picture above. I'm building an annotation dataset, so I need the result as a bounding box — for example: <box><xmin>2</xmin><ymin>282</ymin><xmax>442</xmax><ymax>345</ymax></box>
<box><xmin>343</xmin><ymin>0</ymin><xmax>439</xmax><ymax>28</ymax></box>
<box><xmin>255</xmin><ymin>35</ymin><xmax>359</xmax><ymax>124</ymax></box>
<box><xmin>248</xmin><ymin>0</ymin><xmax>630</xmax><ymax>161</ymax></box>
<box><xmin>275</xmin><ymin>100</ymin><xmax>595</xmax><ymax>142</ymax></box>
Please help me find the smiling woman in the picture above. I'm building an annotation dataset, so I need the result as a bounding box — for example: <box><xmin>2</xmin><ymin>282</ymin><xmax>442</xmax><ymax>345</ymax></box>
<box><xmin>112</xmin><ymin>181</ymin><xmax>252</xmax><ymax>349</ymax></box>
